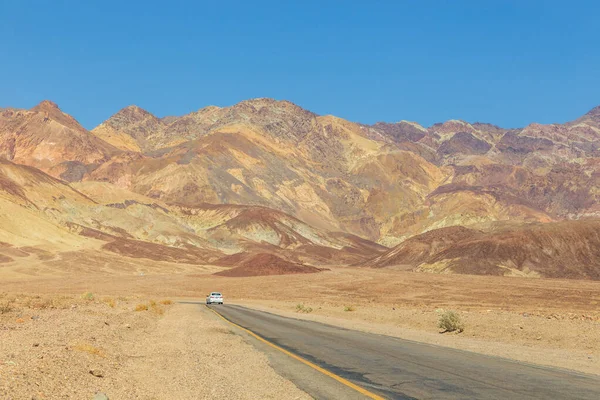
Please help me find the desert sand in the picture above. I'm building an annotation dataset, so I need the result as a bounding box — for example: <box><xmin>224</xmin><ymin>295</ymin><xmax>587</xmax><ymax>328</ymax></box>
<box><xmin>2</xmin><ymin>263</ymin><xmax>599</xmax><ymax>381</ymax></box>
<box><xmin>0</xmin><ymin>293</ymin><xmax>309</xmax><ymax>400</ymax></box>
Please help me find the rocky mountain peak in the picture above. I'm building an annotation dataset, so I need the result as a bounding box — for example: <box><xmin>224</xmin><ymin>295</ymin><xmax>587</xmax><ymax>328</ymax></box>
<box><xmin>237</xmin><ymin>97</ymin><xmax>281</xmax><ymax>108</ymax></box>
<box><xmin>29</xmin><ymin>100</ymin><xmax>86</xmax><ymax>132</ymax></box>
<box><xmin>106</xmin><ymin>105</ymin><xmax>159</xmax><ymax>129</ymax></box>
<box><xmin>32</xmin><ymin>100</ymin><xmax>60</xmax><ymax>112</ymax></box>
<box><xmin>584</xmin><ymin>105</ymin><xmax>600</xmax><ymax>119</ymax></box>
<box><xmin>234</xmin><ymin>98</ymin><xmax>316</xmax><ymax>117</ymax></box>
<box><xmin>430</xmin><ymin>119</ymin><xmax>475</xmax><ymax>134</ymax></box>
<box><xmin>116</xmin><ymin>105</ymin><xmax>153</xmax><ymax>118</ymax></box>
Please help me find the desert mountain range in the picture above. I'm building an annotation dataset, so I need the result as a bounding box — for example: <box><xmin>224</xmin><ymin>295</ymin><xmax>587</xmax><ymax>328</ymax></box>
<box><xmin>1</xmin><ymin>98</ymin><xmax>600</xmax><ymax>279</ymax></box>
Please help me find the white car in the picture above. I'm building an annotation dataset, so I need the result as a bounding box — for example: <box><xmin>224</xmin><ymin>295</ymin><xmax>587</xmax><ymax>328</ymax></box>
<box><xmin>206</xmin><ymin>292</ymin><xmax>224</xmax><ymax>305</ymax></box>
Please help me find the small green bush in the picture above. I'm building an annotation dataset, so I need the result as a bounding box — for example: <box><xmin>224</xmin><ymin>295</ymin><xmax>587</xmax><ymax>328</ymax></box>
<box><xmin>295</xmin><ymin>304</ymin><xmax>313</xmax><ymax>313</ymax></box>
<box><xmin>438</xmin><ymin>310</ymin><xmax>464</xmax><ymax>333</ymax></box>
<box><xmin>81</xmin><ymin>292</ymin><xmax>95</xmax><ymax>301</ymax></box>
<box><xmin>344</xmin><ymin>305</ymin><xmax>355</xmax><ymax>312</ymax></box>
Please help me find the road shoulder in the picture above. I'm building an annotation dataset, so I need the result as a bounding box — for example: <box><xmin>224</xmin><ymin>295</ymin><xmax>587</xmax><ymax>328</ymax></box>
<box><xmin>203</xmin><ymin>304</ymin><xmax>373</xmax><ymax>399</ymax></box>
<box><xmin>229</xmin><ymin>300</ymin><xmax>600</xmax><ymax>376</ymax></box>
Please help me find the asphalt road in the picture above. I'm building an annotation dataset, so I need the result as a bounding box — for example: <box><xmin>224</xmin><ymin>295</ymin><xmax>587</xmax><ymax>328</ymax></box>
<box><xmin>208</xmin><ymin>304</ymin><xmax>600</xmax><ymax>400</ymax></box>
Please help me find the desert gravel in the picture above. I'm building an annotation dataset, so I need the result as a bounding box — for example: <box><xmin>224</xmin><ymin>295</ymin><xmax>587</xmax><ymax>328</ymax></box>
<box><xmin>0</xmin><ymin>294</ymin><xmax>310</xmax><ymax>399</ymax></box>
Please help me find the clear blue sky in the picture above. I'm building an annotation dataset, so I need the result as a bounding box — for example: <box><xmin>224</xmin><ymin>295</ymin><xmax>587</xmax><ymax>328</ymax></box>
<box><xmin>0</xmin><ymin>0</ymin><xmax>598</xmax><ymax>129</ymax></box>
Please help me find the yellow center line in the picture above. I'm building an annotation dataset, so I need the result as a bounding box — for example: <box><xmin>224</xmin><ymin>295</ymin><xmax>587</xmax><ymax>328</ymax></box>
<box><xmin>207</xmin><ymin>305</ymin><xmax>386</xmax><ymax>400</ymax></box>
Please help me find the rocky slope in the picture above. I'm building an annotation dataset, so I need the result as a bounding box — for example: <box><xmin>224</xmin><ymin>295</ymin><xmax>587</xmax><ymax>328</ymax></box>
<box><xmin>85</xmin><ymin>99</ymin><xmax>449</xmax><ymax>244</ymax></box>
<box><xmin>0</xmin><ymin>101</ymin><xmax>120</xmax><ymax>181</ymax></box>
<box><xmin>214</xmin><ymin>253</ymin><xmax>327</xmax><ymax>277</ymax></box>
<box><xmin>86</xmin><ymin>99</ymin><xmax>600</xmax><ymax>244</ymax></box>
<box><xmin>362</xmin><ymin>220</ymin><xmax>600</xmax><ymax>280</ymax></box>
<box><xmin>2</xmin><ymin>98</ymin><xmax>600</xmax><ymax>278</ymax></box>
<box><xmin>0</xmin><ymin>159</ymin><xmax>383</xmax><ymax>268</ymax></box>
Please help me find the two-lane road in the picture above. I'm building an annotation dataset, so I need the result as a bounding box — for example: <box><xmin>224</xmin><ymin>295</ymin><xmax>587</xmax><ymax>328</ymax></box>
<box><xmin>208</xmin><ymin>304</ymin><xmax>600</xmax><ymax>399</ymax></box>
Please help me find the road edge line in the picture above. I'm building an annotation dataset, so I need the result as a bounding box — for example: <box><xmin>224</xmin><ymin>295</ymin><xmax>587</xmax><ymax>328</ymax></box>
<box><xmin>207</xmin><ymin>305</ymin><xmax>386</xmax><ymax>400</ymax></box>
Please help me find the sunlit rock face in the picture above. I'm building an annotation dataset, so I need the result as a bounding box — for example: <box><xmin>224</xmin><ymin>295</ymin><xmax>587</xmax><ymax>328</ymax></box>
<box><xmin>2</xmin><ymin>98</ymin><xmax>600</xmax><ymax>278</ymax></box>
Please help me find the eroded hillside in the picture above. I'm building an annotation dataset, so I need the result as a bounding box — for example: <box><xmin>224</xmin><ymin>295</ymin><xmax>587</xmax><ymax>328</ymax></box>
<box><xmin>2</xmin><ymin>98</ymin><xmax>600</xmax><ymax>278</ymax></box>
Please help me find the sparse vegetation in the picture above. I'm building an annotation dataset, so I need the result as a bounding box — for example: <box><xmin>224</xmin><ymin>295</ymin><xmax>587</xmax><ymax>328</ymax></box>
<box><xmin>295</xmin><ymin>303</ymin><xmax>313</xmax><ymax>313</ymax></box>
<box><xmin>3</xmin><ymin>294</ymin><xmax>77</xmax><ymax>311</ymax></box>
<box><xmin>81</xmin><ymin>292</ymin><xmax>95</xmax><ymax>301</ymax></box>
<box><xmin>133</xmin><ymin>300</ymin><xmax>167</xmax><ymax>314</ymax></box>
<box><xmin>102</xmin><ymin>297</ymin><xmax>116</xmax><ymax>308</ymax></box>
<box><xmin>133</xmin><ymin>299</ymin><xmax>171</xmax><ymax>315</ymax></box>
<box><xmin>27</xmin><ymin>297</ymin><xmax>57</xmax><ymax>309</ymax></box>
<box><xmin>0</xmin><ymin>300</ymin><xmax>14</xmax><ymax>314</ymax></box>
<box><xmin>151</xmin><ymin>303</ymin><xmax>165</xmax><ymax>315</ymax></box>
<box><xmin>26</xmin><ymin>297</ymin><xmax>45</xmax><ymax>309</ymax></box>
<box><xmin>344</xmin><ymin>305</ymin><xmax>355</xmax><ymax>312</ymax></box>
<box><xmin>438</xmin><ymin>310</ymin><xmax>464</xmax><ymax>333</ymax></box>
<box><xmin>147</xmin><ymin>299</ymin><xmax>166</xmax><ymax>315</ymax></box>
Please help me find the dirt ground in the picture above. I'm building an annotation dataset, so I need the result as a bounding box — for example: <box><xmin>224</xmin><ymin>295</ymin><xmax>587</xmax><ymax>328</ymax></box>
<box><xmin>0</xmin><ymin>293</ymin><xmax>310</xmax><ymax>400</ymax></box>
<box><xmin>2</xmin><ymin>261</ymin><xmax>600</xmax><ymax>389</ymax></box>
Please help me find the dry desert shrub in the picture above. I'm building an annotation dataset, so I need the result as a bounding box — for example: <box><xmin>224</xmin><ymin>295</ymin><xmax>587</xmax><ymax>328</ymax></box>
<box><xmin>295</xmin><ymin>304</ymin><xmax>313</xmax><ymax>313</ymax></box>
<box><xmin>0</xmin><ymin>300</ymin><xmax>14</xmax><ymax>314</ymax></box>
<box><xmin>49</xmin><ymin>295</ymin><xmax>76</xmax><ymax>309</ymax></box>
<box><xmin>135</xmin><ymin>300</ymin><xmax>167</xmax><ymax>314</ymax></box>
<box><xmin>3</xmin><ymin>294</ymin><xmax>76</xmax><ymax>312</ymax></box>
<box><xmin>25</xmin><ymin>296</ymin><xmax>52</xmax><ymax>309</ymax></box>
<box><xmin>102</xmin><ymin>297</ymin><xmax>116</xmax><ymax>308</ymax></box>
<box><xmin>438</xmin><ymin>310</ymin><xmax>464</xmax><ymax>333</ymax></box>
<box><xmin>150</xmin><ymin>303</ymin><xmax>165</xmax><ymax>315</ymax></box>
<box><xmin>344</xmin><ymin>305</ymin><xmax>356</xmax><ymax>312</ymax></box>
<box><xmin>159</xmin><ymin>299</ymin><xmax>173</xmax><ymax>305</ymax></box>
<box><xmin>152</xmin><ymin>306</ymin><xmax>165</xmax><ymax>315</ymax></box>
<box><xmin>25</xmin><ymin>295</ymin><xmax>68</xmax><ymax>310</ymax></box>
<box><xmin>147</xmin><ymin>300</ymin><xmax>166</xmax><ymax>315</ymax></box>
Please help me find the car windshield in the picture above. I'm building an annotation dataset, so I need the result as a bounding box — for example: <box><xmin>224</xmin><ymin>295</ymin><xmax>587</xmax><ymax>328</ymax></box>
<box><xmin>211</xmin><ymin>293</ymin><xmax>222</xmax><ymax>296</ymax></box>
